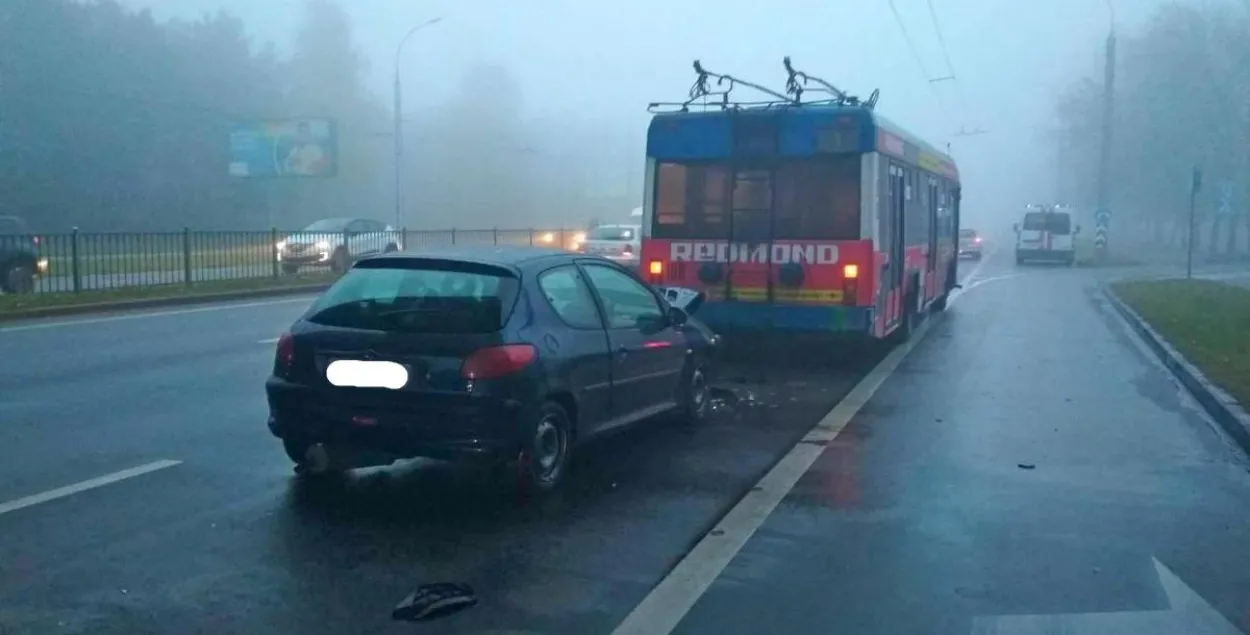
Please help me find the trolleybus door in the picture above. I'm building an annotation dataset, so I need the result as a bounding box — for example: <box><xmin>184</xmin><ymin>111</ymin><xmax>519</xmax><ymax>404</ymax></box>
<box><xmin>724</xmin><ymin>166</ymin><xmax>773</xmax><ymax>303</ymax></box>
<box><xmin>926</xmin><ymin>176</ymin><xmax>940</xmax><ymax>301</ymax></box>
<box><xmin>885</xmin><ymin>163</ymin><xmax>908</xmax><ymax>329</ymax></box>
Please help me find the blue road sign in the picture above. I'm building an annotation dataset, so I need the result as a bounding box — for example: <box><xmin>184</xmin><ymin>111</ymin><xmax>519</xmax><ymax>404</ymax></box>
<box><xmin>1216</xmin><ymin>182</ymin><xmax>1234</xmax><ymax>216</ymax></box>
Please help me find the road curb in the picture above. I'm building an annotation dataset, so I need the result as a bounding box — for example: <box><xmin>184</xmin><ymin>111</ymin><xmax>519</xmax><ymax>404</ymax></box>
<box><xmin>1103</xmin><ymin>284</ymin><xmax>1250</xmax><ymax>454</ymax></box>
<box><xmin>0</xmin><ymin>283</ymin><xmax>332</xmax><ymax>323</ymax></box>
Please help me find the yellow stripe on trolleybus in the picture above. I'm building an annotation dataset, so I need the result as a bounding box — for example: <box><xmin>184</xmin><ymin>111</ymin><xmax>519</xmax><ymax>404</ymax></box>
<box><xmin>705</xmin><ymin>287</ymin><xmax>844</xmax><ymax>303</ymax></box>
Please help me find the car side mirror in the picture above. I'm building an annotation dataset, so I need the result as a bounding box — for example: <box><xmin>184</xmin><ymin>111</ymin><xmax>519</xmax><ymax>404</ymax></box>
<box><xmin>1075</xmin><ymin>225</ymin><xmax>1082</xmax><ymax>234</ymax></box>
<box><xmin>667</xmin><ymin>306</ymin><xmax>688</xmax><ymax>326</ymax></box>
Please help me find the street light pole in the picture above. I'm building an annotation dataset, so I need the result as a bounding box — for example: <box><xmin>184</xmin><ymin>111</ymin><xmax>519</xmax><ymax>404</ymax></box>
<box><xmin>393</xmin><ymin>17</ymin><xmax>443</xmax><ymax>230</ymax></box>
<box><xmin>1095</xmin><ymin>0</ymin><xmax>1116</xmax><ymax>261</ymax></box>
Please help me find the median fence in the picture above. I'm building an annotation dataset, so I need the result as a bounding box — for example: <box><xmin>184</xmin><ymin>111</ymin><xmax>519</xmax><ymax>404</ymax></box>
<box><xmin>18</xmin><ymin>227</ymin><xmax>582</xmax><ymax>294</ymax></box>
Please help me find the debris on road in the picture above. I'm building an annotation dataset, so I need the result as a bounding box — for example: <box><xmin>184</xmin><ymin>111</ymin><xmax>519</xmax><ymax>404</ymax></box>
<box><xmin>392</xmin><ymin>583</ymin><xmax>477</xmax><ymax>622</ymax></box>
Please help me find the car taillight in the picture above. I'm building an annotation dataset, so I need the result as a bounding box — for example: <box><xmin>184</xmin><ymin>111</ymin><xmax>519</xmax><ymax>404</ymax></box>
<box><xmin>461</xmin><ymin>344</ymin><xmax>537</xmax><ymax>380</ymax></box>
<box><xmin>646</xmin><ymin>259</ymin><xmax>663</xmax><ymax>283</ymax></box>
<box><xmin>974</xmin><ymin>236</ymin><xmax>982</xmax><ymax>243</ymax></box>
<box><xmin>842</xmin><ymin>263</ymin><xmax>859</xmax><ymax>305</ymax></box>
<box><xmin>274</xmin><ymin>332</ymin><xmax>295</xmax><ymax>375</ymax></box>
<box><xmin>622</xmin><ymin>244</ymin><xmax>634</xmax><ymax>255</ymax></box>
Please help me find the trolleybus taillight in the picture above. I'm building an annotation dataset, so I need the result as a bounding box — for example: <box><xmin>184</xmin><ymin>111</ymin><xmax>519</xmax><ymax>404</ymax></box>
<box><xmin>842</xmin><ymin>264</ymin><xmax>859</xmax><ymax>305</ymax></box>
<box><xmin>647</xmin><ymin>260</ymin><xmax>664</xmax><ymax>282</ymax></box>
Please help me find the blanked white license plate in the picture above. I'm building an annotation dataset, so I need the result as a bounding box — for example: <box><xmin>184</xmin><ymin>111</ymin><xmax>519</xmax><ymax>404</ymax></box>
<box><xmin>325</xmin><ymin>360</ymin><xmax>409</xmax><ymax>389</ymax></box>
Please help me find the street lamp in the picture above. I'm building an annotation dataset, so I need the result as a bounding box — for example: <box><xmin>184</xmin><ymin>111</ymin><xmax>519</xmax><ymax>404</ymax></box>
<box><xmin>393</xmin><ymin>16</ymin><xmax>443</xmax><ymax>229</ymax></box>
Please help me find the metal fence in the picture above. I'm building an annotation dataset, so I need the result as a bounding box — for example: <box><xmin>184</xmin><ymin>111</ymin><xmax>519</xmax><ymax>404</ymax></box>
<box><xmin>11</xmin><ymin>227</ymin><xmax>582</xmax><ymax>294</ymax></box>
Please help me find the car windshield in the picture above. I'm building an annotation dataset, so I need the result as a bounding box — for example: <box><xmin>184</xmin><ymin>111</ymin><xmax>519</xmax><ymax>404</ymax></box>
<box><xmin>304</xmin><ymin>259</ymin><xmax>520</xmax><ymax>333</ymax></box>
<box><xmin>299</xmin><ymin>218</ymin><xmax>352</xmax><ymax>232</ymax></box>
<box><xmin>587</xmin><ymin>226</ymin><xmax>638</xmax><ymax>241</ymax></box>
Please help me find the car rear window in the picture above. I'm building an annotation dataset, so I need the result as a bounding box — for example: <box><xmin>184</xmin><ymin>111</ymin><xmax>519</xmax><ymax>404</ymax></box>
<box><xmin>587</xmin><ymin>226</ymin><xmax>638</xmax><ymax>241</ymax></box>
<box><xmin>304</xmin><ymin>259</ymin><xmax>520</xmax><ymax>333</ymax></box>
<box><xmin>1022</xmin><ymin>212</ymin><xmax>1072</xmax><ymax>234</ymax></box>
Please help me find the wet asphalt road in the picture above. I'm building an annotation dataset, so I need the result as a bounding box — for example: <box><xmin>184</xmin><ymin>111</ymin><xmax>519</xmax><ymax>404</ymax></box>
<box><xmin>0</xmin><ymin>276</ymin><xmax>905</xmax><ymax>634</ymax></box>
<box><xmin>3</xmin><ymin>252</ymin><xmax>1249</xmax><ymax>635</ymax></box>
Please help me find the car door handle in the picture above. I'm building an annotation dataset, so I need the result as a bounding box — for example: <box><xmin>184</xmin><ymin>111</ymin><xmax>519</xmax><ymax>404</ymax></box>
<box><xmin>616</xmin><ymin>345</ymin><xmax>629</xmax><ymax>356</ymax></box>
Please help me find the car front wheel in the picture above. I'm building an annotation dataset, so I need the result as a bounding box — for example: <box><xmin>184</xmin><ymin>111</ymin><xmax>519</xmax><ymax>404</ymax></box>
<box><xmin>677</xmin><ymin>359</ymin><xmax>711</xmax><ymax>425</ymax></box>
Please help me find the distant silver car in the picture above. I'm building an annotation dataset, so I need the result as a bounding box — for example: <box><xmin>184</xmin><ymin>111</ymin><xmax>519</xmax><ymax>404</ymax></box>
<box><xmin>958</xmin><ymin>228</ymin><xmax>983</xmax><ymax>260</ymax></box>
<box><xmin>276</xmin><ymin>218</ymin><xmax>401</xmax><ymax>274</ymax></box>
<box><xmin>577</xmin><ymin>224</ymin><xmax>640</xmax><ymax>267</ymax></box>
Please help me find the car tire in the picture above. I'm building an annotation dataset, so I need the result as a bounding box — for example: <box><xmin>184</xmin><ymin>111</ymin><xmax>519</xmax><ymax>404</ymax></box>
<box><xmin>2</xmin><ymin>262</ymin><xmax>35</xmax><ymax>294</ymax></box>
<box><xmin>895</xmin><ymin>288</ymin><xmax>918</xmax><ymax>343</ymax></box>
<box><xmin>330</xmin><ymin>247</ymin><xmax>350</xmax><ymax>273</ymax></box>
<box><xmin>281</xmin><ymin>263</ymin><xmax>300</xmax><ymax>276</ymax></box>
<box><xmin>676</xmin><ymin>358</ymin><xmax>711</xmax><ymax>425</ymax></box>
<box><xmin>514</xmin><ymin>401</ymin><xmax>573</xmax><ymax>495</ymax></box>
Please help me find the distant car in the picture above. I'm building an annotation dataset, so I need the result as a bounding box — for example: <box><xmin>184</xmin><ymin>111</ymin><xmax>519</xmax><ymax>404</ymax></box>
<box><xmin>577</xmin><ymin>224</ymin><xmax>641</xmax><ymax>267</ymax></box>
<box><xmin>0</xmin><ymin>215</ymin><xmax>47</xmax><ymax>294</ymax></box>
<box><xmin>275</xmin><ymin>217</ymin><xmax>401</xmax><ymax>275</ymax></box>
<box><xmin>265</xmin><ymin>246</ymin><xmax>717</xmax><ymax>493</ymax></box>
<box><xmin>958</xmin><ymin>228</ymin><xmax>983</xmax><ymax>260</ymax></box>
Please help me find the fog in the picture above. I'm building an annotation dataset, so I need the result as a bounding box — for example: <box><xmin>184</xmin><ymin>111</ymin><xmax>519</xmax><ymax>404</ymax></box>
<box><xmin>3</xmin><ymin>0</ymin><xmax>1212</xmax><ymax>235</ymax></box>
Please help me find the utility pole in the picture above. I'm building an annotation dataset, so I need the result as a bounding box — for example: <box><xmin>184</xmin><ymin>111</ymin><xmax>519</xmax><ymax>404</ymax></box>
<box><xmin>1094</xmin><ymin>3</ymin><xmax>1116</xmax><ymax>262</ymax></box>
<box><xmin>392</xmin><ymin>17</ymin><xmax>443</xmax><ymax>229</ymax></box>
<box><xmin>1188</xmin><ymin>167</ymin><xmax>1202</xmax><ymax>279</ymax></box>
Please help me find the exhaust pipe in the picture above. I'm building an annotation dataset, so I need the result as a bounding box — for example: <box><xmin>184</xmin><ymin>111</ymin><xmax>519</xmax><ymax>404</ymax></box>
<box><xmin>304</xmin><ymin>443</ymin><xmax>331</xmax><ymax>474</ymax></box>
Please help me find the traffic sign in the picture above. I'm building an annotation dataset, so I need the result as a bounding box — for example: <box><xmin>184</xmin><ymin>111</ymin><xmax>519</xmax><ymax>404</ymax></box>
<box><xmin>1094</xmin><ymin>226</ymin><xmax>1108</xmax><ymax>248</ymax></box>
<box><xmin>1216</xmin><ymin>181</ymin><xmax>1235</xmax><ymax>216</ymax></box>
<box><xmin>1094</xmin><ymin>207</ymin><xmax>1111</xmax><ymax>225</ymax></box>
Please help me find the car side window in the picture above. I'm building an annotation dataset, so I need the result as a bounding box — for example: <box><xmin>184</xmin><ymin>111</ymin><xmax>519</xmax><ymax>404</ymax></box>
<box><xmin>538</xmin><ymin>266</ymin><xmax>604</xmax><ymax>330</ymax></box>
<box><xmin>581</xmin><ymin>264</ymin><xmax>664</xmax><ymax>329</ymax></box>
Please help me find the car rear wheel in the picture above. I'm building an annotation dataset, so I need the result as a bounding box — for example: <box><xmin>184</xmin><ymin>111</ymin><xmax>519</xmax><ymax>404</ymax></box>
<box><xmin>2</xmin><ymin>262</ymin><xmax>35</xmax><ymax>294</ymax></box>
<box><xmin>515</xmin><ymin>402</ymin><xmax>572</xmax><ymax>494</ymax></box>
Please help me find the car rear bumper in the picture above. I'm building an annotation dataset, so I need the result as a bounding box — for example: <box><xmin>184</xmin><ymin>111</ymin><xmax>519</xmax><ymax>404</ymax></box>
<box><xmin>1016</xmin><ymin>248</ymin><xmax>1074</xmax><ymax>261</ymax></box>
<box><xmin>265</xmin><ymin>377</ymin><xmax>530</xmax><ymax>466</ymax></box>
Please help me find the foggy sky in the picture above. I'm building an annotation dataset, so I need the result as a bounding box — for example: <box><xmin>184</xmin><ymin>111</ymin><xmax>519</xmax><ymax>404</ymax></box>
<box><xmin>123</xmin><ymin>0</ymin><xmax>1179</xmax><ymax>229</ymax></box>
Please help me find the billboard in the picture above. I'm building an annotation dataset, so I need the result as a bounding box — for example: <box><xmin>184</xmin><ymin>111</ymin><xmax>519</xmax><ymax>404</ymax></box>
<box><xmin>229</xmin><ymin>118</ymin><xmax>338</xmax><ymax>178</ymax></box>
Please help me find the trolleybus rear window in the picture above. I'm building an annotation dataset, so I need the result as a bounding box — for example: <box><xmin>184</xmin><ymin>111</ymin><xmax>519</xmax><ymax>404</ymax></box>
<box><xmin>652</xmin><ymin>157</ymin><xmax>860</xmax><ymax>240</ymax></box>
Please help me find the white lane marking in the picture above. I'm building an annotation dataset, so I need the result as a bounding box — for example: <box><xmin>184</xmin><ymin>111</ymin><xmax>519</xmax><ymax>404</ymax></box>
<box><xmin>258</xmin><ymin>337</ymin><xmax>280</xmax><ymax>344</ymax></box>
<box><xmin>0</xmin><ymin>296</ymin><xmax>316</xmax><ymax>333</ymax></box>
<box><xmin>0</xmin><ymin>459</ymin><xmax>182</xmax><ymax>517</ymax></box>
<box><xmin>611</xmin><ymin>295</ymin><xmax>942</xmax><ymax>635</ymax></box>
<box><xmin>949</xmin><ymin>247</ymin><xmax>997</xmax><ymax>304</ymax></box>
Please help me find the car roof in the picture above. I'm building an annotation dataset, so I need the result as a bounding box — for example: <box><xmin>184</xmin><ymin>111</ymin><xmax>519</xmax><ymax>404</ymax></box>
<box><xmin>365</xmin><ymin>245</ymin><xmax>581</xmax><ymax>270</ymax></box>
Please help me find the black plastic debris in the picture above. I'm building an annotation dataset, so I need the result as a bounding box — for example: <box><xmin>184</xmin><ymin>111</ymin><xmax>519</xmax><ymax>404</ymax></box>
<box><xmin>393</xmin><ymin>583</ymin><xmax>477</xmax><ymax>622</ymax></box>
<box><xmin>1017</xmin><ymin>463</ymin><xmax>1036</xmax><ymax>470</ymax></box>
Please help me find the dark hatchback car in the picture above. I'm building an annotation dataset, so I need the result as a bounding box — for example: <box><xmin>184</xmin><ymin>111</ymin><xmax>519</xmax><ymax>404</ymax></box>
<box><xmin>266</xmin><ymin>246</ymin><xmax>716</xmax><ymax>492</ymax></box>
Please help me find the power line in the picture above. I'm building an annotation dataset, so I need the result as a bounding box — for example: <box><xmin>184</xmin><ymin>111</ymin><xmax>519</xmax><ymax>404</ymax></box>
<box><xmin>887</xmin><ymin>0</ymin><xmax>935</xmax><ymax>84</ymax></box>
<box><xmin>924</xmin><ymin>0</ymin><xmax>972</xmax><ymax>112</ymax></box>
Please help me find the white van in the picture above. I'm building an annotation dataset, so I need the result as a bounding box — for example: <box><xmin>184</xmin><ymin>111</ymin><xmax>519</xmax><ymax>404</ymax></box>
<box><xmin>1014</xmin><ymin>206</ymin><xmax>1079</xmax><ymax>266</ymax></box>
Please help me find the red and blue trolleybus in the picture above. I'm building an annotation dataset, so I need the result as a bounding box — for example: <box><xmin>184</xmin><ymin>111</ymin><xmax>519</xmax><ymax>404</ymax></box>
<box><xmin>640</xmin><ymin>59</ymin><xmax>961</xmax><ymax>342</ymax></box>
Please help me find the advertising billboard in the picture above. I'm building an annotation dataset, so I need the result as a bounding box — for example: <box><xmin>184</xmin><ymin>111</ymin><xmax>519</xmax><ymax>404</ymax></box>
<box><xmin>229</xmin><ymin>118</ymin><xmax>338</xmax><ymax>178</ymax></box>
